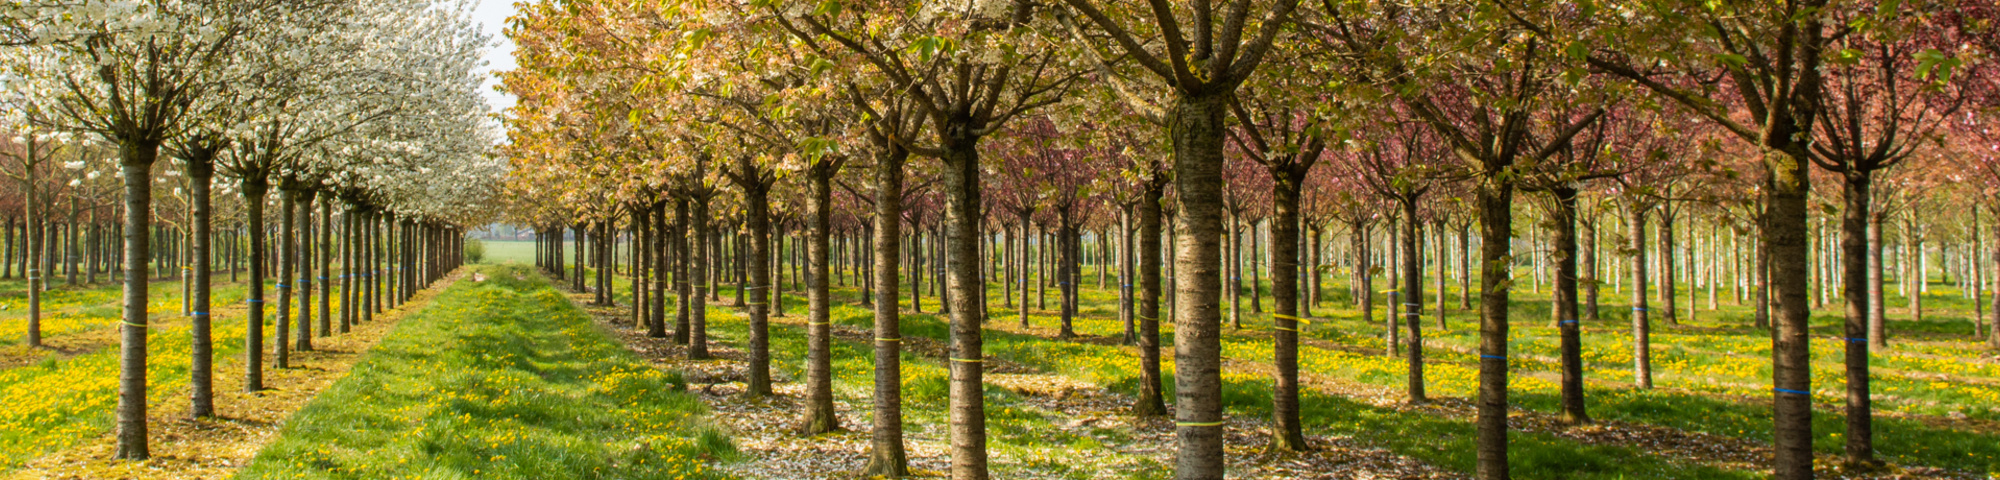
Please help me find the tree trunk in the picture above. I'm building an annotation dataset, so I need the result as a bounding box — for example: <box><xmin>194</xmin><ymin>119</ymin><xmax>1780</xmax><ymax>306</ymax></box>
<box><xmin>1551</xmin><ymin>188</ymin><xmax>1589</xmax><ymax>424</ymax></box>
<box><xmin>1400</xmin><ymin>197</ymin><xmax>1427</xmax><ymax>404</ymax></box>
<box><xmin>1474</xmin><ymin>177</ymin><xmax>1514</xmax><ymax>480</ymax></box>
<box><xmin>23</xmin><ymin>155</ymin><xmax>40</xmax><ymax>347</ymax></box>
<box><xmin>115</xmin><ymin>140</ymin><xmax>160</xmax><ymax>460</ymax></box>
<box><xmin>1135</xmin><ymin>179</ymin><xmax>1168</xmax><ymax>417</ymax></box>
<box><xmin>863</xmin><ymin>145</ymin><xmax>910</xmax><ymax>477</ymax></box>
<box><xmin>340</xmin><ymin>207</ymin><xmax>355</xmax><ymax>334</ymax></box>
<box><xmin>297</xmin><ymin>190</ymin><xmax>316</xmax><ymax>350</ymax></box>
<box><xmin>242</xmin><ymin>177</ymin><xmax>269</xmax><ymax>392</ymax></box>
<box><xmin>650</xmin><ymin>201</ymin><xmax>669</xmax><ymax>338</ymax></box>
<box><xmin>1058</xmin><ymin>208</ymin><xmax>1077</xmax><ymax>339</ymax></box>
<box><xmin>800</xmin><ymin>165</ymin><xmax>841</xmax><ymax>435</ymax></box>
<box><xmin>941</xmin><ymin>140</ymin><xmax>990</xmax><ymax>480</ymax></box>
<box><xmin>1659</xmin><ymin>209</ymin><xmax>1677</xmax><ymax>325</ymax></box>
<box><xmin>1868</xmin><ymin>212</ymin><xmax>1885</xmax><ymax>347</ymax></box>
<box><xmin>275</xmin><ymin>187</ymin><xmax>295</xmax><ymax>370</ymax></box>
<box><xmin>318</xmin><ymin>197</ymin><xmax>332</xmax><ymax>337</ymax></box>
<box><xmin>1268</xmin><ymin>171</ymin><xmax>1308</xmax><ymax>452</ymax></box>
<box><xmin>1839</xmin><ymin>173</ymin><xmax>1876</xmax><ymax>466</ymax></box>
<box><xmin>1629</xmin><ymin>203</ymin><xmax>1652</xmax><ymax>388</ymax></box>
<box><xmin>689</xmin><ymin>198</ymin><xmax>711</xmax><ymax>359</ymax></box>
<box><xmin>1167</xmin><ymin>93</ymin><xmax>1228</xmax><ymax>480</ymax></box>
<box><xmin>675</xmin><ymin>200</ymin><xmax>691</xmax><ymax>345</ymax></box>
<box><xmin>733</xmin><ymin>158</ymin><xmax>774</xmax><ymax>397</ymax></box>
<box><xmin>1766</xmin><ymin>151</ymin><xmax>1816</xmax><ymax>480</ymax></box>
<box><xmin>187</xmin><ymin>154</ymin><xmax>216</xmax><ymax>418</ymax></box>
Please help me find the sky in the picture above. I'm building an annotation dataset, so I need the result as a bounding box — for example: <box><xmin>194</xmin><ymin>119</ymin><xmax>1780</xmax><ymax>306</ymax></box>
<box><xmin>469</xmin><ymin>0</ymin><xmax>519</xmax><ymax>116</ymax></box>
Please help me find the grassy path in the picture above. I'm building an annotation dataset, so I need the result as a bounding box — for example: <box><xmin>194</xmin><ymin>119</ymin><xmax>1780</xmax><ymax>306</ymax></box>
<box><xmin>234</xmin><ymin>266</ymin><xmax>733</xmax><ymax>480</ymax></box>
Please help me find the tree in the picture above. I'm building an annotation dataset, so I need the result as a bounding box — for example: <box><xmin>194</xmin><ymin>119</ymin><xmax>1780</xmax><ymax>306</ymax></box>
<box><xmin>1058</xmin><ymin>2</ymin><xmax>1301</xmax><ymax>475</ymax></box>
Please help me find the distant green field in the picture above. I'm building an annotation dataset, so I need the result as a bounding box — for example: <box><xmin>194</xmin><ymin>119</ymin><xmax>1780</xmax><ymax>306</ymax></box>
<box><xmin>481</xmin><ymin>240</ymin><xmax>536</xmax><ymax>264</ymax></box>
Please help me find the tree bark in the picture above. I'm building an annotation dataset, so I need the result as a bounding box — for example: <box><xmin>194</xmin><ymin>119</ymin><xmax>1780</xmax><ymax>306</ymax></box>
<box><xmin>1400</xmin><ymin>197</ymin><xmax>1427</xmax><ymax>404</ymax></box>
<box><xmin>242</xmin><ymin>177</ymin><xmax>269</xmax><ymax>392</ymax></box>
<box><xmin>275</xmin><ymin>187</ymin><xmax>295</xmax><ymax>370</ymax></box>
<box><xmin>1134</xmin><ymin>179</ymin><xmax>1168</xmax><ymax>417</ymax></box>
<box><xmin>800</xmin><ymin>164</ymin><xmax>841</xmax><ymax>435</ymax></box>
<box><xmin>650</xmin><ymin>201</ymin><xmax>669</xmax><ymax>338</ymax></box>
<box><xmin>1839</xmin><ymin>173</ymin><xmax>1876</xmax><ymax>466</ymax></box>
<box><xmin>941</xmin><ymin>141</ymin><xmax>990</xmax><ymax>480</ymax></box>
<box><xmin>675</xmin><ymin>199</ymin><xmax>691</xmax><ymax>344</ymax></box>
<box><xmin>1628</xmin><ymin>202</ymin><xmax>1652</xmax><ymax>388</ymax></box>
<box><xmin>296</xmin><ymin>189</ymin><xmax>316</xmax><ymax>351</ymax></box>
<box><xmin>732</xmin><ymin>157</ymin><xmax>774</xmax><ymax>397</ymax></box>
<box><xmin>1474</xmin><ymin>177</ymin><xmax>1514</xmax><ymax>480</ymax></box>
<box><xmin>1168</xmin><ymin>93</ymin><xmax>1228</xmax><ymax>480</ymax></box>
<box><xmin>864</xmin><ymin>145</ymin><xmax>910</xmax><ymax>477</ymax></box>
<box><xmin>115</xmin><ymin>140</ymin><xmax>160</xmax><ymax>460</ymax></box>
<box><xmin>1268</xmin><ymin>169</ymin><xmax>1308</xmax><ymax>451</ymax></box>
<box><xmin>187</xmin><ymin>153</ymin><xmax>216</xmax><ymax>418</ymax></box>
<box><xmin>318</xmin><ymin>196</ymin><xmax>332</xmax><ymax>337</ymax></box>
<box><xmin>1551</xmin><ymin>188</ymin><xmax>1589</xmax><ymax>424</ymax></box>
<box><xmin>689</xmin><ymin>197</ymin><xmax>712</xmax><ymax>360</ymax></box>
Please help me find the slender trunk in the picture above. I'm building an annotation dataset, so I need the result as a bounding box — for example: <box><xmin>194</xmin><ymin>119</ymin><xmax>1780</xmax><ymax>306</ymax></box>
<box><xmin>1134</xmin><ymin>180</ymin><xmax>1168</xmax><ymax>417</ymax></box>
<box><xmin>1019</xmin><ymin>214</ymin><xmax>1032</xmax><ymax>328</ymax></box>
<box><xmin>1250</xmin><ymin>219</ymin><xmax>1263</xmax><ymax>314</ymax></box>
<box><xmin>1868</xmin><ymin>213</ymin><xmax>1885</xmax><ymax>347</ymax></box>
<box><xmin>1400</xmin><ymin>197</ymin><xmax>1426</xmax><ymax>403</ymax></box>
<box><xmin>650</xmin><ymin>201</ymin><xmax>669</xmax><ymax>338</ymax></box>
<box><xmin>801</xmin><ymin>166</ymin><xmax>841</xmax><ymax>434</ymax></box>
<box><xmin>115</xmin><ymin>140</ymin><xmax>160</xmax><ymax>460</ymax></box>
<box><xmin>1766</xmin><ymin>151</ymin><xmax>1816</xmax><ymax>480</ymax></box>
<box><xmin>1168</xmin><ymin>93</ymin><xmax>1227</xmax><ymax>479</ymax></box>
<box><xmin>318</xmin><ymin>196</ymin><xmax>332</xmax><ymax>337</ymax></box>
<box><xmin>187</xmin><ymin>155</ymin><xmax>215</xmax><ymax>418</ymax></box>
<box><xmin>242</xmin><ymin>178</ymin><xmax>269</xmax><ymax>392</ymax></box>
<box><xmin>733</xmin><ymin>158</ymin><xmax>774</xmax><ymax>397</ymax></box>
<box><xmin>941</xmin><ymin>141</ymin><xmax>989</xmax><ymax>480</ymax></box>
<box><xmin>1629</xmin><ymin>203</ymin><xmax>1652</xmax><ymax>388</ymax></box>
<box><xmin>863</xmin><ymin>146</ymin><xmax>910</xmax><ymax>476</ymax></box>
<box><xmin>1058</xmin><ymin>209</ymin><xmax>1077</xmax><ymax>338</ymax></box>
<box><xmin>23</xmin><ymin>156</ymin><xmax>40</xmax><ymax>347</ymax></box>
<box><xmin>1474</xmin><ymin>176</ymin><xmax>1514</xmax><ymax>480</ymax></box>
<box><xmin>1906</xmin><ymin>215</ymin><xmax>1923</xmax><ymax>326</ymax></box>
<box><xmin>675</xmin><ymin>200</ymin><xmax>691</xmax><ymax>345</ymax></box>
<box><xmin>275</xmin><ymin>187</ymin><xmax>295</xmax><ymax>370</ymax></box>
<box><xmin>1659</xmin><ymin>210</ymin><xmax>1677</xmax><ymax>325</ymax></box>
<box><xmin>1839</xmin><ymin>174</ymin><xmax>1875</xmax><ymax>466</ymax></box>
<box><xmin>297</xmin><ymin>190</ymin><xmax>314</xmax><ymax>351</ymax></box>
<box><xmin>689</xmin><ymin>198</ymin><xmax>711</xmax><ymax>359</ymax></box>
<box><xmin>1552</xmin><ymin>189</ymin><xmax>1589</xmax><ymax>424</ymax></box>
<box><xmin>1268</xmin><ymin>172</ymin><xmax>1308</xmax><ymax>451</ymax></box>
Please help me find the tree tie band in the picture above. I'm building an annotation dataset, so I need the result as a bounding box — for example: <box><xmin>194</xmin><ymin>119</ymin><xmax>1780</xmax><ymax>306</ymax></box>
<box><xmin>875</xmin><ymin>338</ymin><xmax>901</xmax><ymax>342</ymax></box>
<box><xmin>1480</xmin><ymin>355</ymin><xmax>1506</xmax><ymax>360</ymax></box>
<box><xmin>1632</xmin><ymin>307</ymin><xmax>1648</xmax><ymax>311</ymax></box>
<box><xmin>1559</xmin><ymin>320</ymin><xmax>1578</xmax><ymax>325</ymax></box>
<box><xmin>949</xmin><ymin>357</ymin><xmax>983</xmax><ymax>363</ymax></box>
<box><xmin>1271</xmin><ymin>313</ymin><xmax>1312</xmax><ymax>324</ymax></box>
<box><xmin>1845</xmin><ymin>338</ymin><xmax>1868</xmax><ymax>343</ymax></box>
<box><xmin>1176</xmin><ymin>420</ymin><xmax>1226</xmax><ymax>427</ymax></box>
<box><xmin>1774</xmin><ymin>388</ymin><xmax>1810</xmax><ymax>396</ymax></box>
<box><xmin>122</xmin><ymin>321</ymin><xmax>149</xmax><ymax>328</ymax></box>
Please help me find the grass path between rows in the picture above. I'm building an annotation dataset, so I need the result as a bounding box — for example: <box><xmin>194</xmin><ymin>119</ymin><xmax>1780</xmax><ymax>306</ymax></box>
<box><xmin>233</xmin><ymin>265</ymin><xmax>733</xmax><ymax>480</ymax></box>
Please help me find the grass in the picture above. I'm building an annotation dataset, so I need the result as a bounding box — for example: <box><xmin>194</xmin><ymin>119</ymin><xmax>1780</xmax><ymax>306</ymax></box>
<box><xmin>0</xmin><ymin>278</ymin><xmax>268</xmax><ymax>470</ymax></box>
<box><xmin>234</xmin><ymin>265</ymin><xmax>733</xmax><ymax>480</ymax></box>
<box><xmin>530</xmin><ymin>243</ymin><xmax>1999</xmax><ymax>477</ymax></box>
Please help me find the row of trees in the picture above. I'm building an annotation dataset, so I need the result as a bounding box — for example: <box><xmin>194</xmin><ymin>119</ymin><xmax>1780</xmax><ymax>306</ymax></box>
<box><xmin>501</xmin><ymin>1</ymin><xmax>2000</xmax><ymax>479</ymax></box>
<box><xmin>0</xmin><ymin>0</ymin><xmax>500</xmax><ymax>460</ymax></box>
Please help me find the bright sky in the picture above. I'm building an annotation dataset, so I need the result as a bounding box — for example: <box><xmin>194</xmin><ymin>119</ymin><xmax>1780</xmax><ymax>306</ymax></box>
<box><xmin>470</xmin><ymin>0</ymin><xmax>518</xmax><ymax>116</ymax></box>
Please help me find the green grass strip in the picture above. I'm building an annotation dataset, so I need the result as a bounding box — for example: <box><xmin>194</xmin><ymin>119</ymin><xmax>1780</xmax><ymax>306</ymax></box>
<box><xmin>235</xmin><ymin>265</ymin><xmax>733</xmax><ymax>480</ymax></box>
